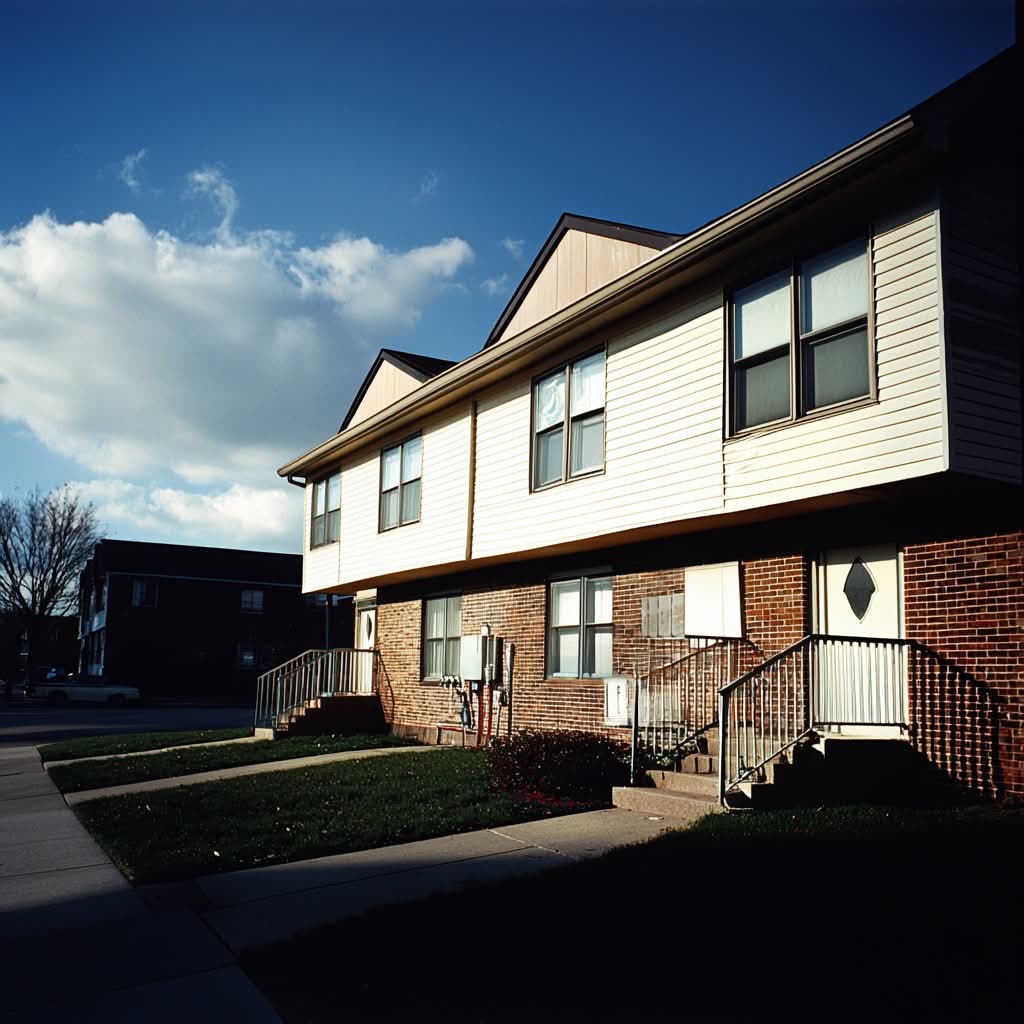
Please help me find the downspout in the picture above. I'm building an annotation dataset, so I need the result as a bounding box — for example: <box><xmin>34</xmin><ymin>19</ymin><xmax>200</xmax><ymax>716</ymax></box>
<box><xmin>464</xmin><ymin>400</ymin><xmax>477</xmax><ymax>562</ymax></box>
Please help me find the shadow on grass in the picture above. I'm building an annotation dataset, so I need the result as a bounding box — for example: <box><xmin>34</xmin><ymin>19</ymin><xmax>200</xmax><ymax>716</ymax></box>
<box><xmin>242</xmin><ymin>802</ymin><xmax>1023</xmax><ymax>1023</ymax></box>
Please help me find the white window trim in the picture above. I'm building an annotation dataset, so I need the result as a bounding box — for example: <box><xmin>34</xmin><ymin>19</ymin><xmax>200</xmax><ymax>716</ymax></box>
<box><xmin>422</xmin><ymin>594</ymin><xmax>462</xmax><ymax>680</ymax></box>
<box><xmin>546</xmin><ymin>574</ymin><xmax>613</xmax><ymax>679</ymax></box>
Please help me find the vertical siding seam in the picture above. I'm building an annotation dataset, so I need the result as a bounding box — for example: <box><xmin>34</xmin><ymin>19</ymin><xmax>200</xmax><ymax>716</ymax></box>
<box><xmin>933</xmin><ymin>195</ymin><xmax>952</xmax><ymax>472</ymax></box>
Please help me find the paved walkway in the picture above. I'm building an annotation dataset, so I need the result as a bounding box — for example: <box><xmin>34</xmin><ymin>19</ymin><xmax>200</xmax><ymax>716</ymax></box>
<box><xmin>63</xmin><ymin>742</ymin><xmax>444</xmax><ymax>805</ymax></box>
<box><xmin>2</xmin><ymin>739</ymin><xmax>698</xmax><ymax>1021</ymax></box>
<box><xmin>0</xmin><ymin>743</ymin><xmax>282</xmax><ymax>1023</ymax></box>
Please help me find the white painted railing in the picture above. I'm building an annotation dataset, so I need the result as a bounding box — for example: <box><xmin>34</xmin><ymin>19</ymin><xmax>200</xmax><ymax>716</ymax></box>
<box><xmin>254</xmin><ymin>648</ymin><xmax>378</xmax><ymax>730</ymax></box>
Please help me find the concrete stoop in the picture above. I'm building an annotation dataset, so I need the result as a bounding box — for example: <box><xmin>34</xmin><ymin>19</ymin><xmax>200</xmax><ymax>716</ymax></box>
<box><xmin>613</xmin><ymin>768</ymin><xmax>721</xmax><ymax>820</ymax></box>
<box><xmin>274</xmin><ymin>694</ymin><xmax>385</xmax><ymax>737</ymax></box>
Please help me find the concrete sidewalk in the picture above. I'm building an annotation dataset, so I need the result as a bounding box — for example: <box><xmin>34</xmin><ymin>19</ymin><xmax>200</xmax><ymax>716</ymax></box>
<box><xmin>62</xmin><ymin>742</ymin><xmax>444</xmax><ymax>804</ymax></box>
<box><xmin>3</xmin><ymin>739</ymin><xmax>698</xmax><ymax>1021</ymax></box>
<box><xmin>0</xmin><ymin>743</ymin><xmax>281</xmax><ymax>1023</ymax></box>
<box><xmin>194</xmin><ymin>808</ymin><xmax>683</xmax><ymax>954</ymax></box>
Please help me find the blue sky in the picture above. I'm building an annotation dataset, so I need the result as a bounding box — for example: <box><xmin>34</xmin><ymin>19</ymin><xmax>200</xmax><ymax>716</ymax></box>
<box><xmin>0</xmin><ymin>0</ymin><xmax>1014</xmax><ymax>552</ymax></box>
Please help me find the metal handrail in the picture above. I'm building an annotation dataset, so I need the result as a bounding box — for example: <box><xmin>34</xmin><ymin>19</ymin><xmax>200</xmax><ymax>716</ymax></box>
<box><xmin>630</xmin><ymin>636</ymin><xmax>759</xmax><ymax>781</ymax></box>
<box><xmin>254</xmin><ymin>647</ymin><xmax>378</xmax><ymax>730</ymax></box>
<box><xmin>716</xmin><ymin>633</ymin><xmax>1000</xmax><ymax>802</ymax></box>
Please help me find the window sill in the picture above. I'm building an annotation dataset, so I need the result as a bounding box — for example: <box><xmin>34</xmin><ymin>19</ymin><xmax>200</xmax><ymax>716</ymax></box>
<box><xmin>530</xmin><ymin>466</ymin><xmax>605</xmax><ymax>495</ymax></box>
<box><xmin>543</xmin><ymin>676</ymin><xmax>606</xmax><ymax>686</ymax></box>
<box><xmin>726</xmin><ymin>394</ymin><xmax>877</xmax><ymax>444</ymax></box>
<box><xmin>309</xmin><ymin>541</ymin><xmax>340</xmax><ymax>550</ymax></box>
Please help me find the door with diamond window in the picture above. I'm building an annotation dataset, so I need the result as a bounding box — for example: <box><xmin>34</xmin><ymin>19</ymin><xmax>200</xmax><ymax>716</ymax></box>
<box><xmin>816</xmin><ymin>544</ymin><xmax>906</xmax><ymax>728</ymax></box>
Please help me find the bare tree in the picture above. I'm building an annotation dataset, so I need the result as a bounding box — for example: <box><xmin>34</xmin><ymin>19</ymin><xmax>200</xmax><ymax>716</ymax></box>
<box><xmin>0</xmin><ymin>487</ymin><xmax>101</xmax><ymax>674</ymax></box>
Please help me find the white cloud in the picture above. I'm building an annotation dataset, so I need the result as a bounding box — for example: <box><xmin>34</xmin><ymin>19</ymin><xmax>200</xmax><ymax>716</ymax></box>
<box><xmin>415</xmin><ymin>172</ymin><xmax>439</xmax><ymax>200</ymax></box>
<box><xmin>0</xmin><ymin>206</ymin><xmax>475</xmax><ymax>528</ymax></box>
<box><xmin>187</xmin><ymin>167</ymin><xmax>238</xmax><ymax>243</ymax></box>
<box><xmin>119</xmin><ymin>149</ymin><xmax>147</xmax><ymax>193</ymax></box>
<box><xmin>73</xmin><ymin>479</ymin><xmax>299</xmax><ymax>550</ymax></box>
<box><xmin>500</xmin><ymin>237</ymin><xmax>525</xmax><ymax>260</ymax></box>
<box><xmin>481</xmin><ymin>273</ymin><xmax>510</xmax><ymax>297</ymax></box>
<box><xmin>291</xmin><ymin>235</ymin><xmax>473</xmax><ymax>332</ymax></box>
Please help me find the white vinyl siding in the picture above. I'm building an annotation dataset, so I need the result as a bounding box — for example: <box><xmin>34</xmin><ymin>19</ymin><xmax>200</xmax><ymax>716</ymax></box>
<box><xmin>723</xmin><ymin>208</ymin><xmax>947</xmax><ymax>510</ymax></box>
<box><xmin>472</xmin><ymin>295</ymin><xmax>725</xmax><ymax>559</ymax></box>
<box><xmin>338</xmin><ymin>409</ymin><xmax>472</xmax><ymax>585</ymax></box>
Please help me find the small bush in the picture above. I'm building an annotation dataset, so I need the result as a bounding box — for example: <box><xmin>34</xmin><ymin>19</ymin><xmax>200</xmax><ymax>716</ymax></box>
<box><xmin>485</xmin><ymin>729</ymin><xmax>630</xmax><ymax>801</ymax></box>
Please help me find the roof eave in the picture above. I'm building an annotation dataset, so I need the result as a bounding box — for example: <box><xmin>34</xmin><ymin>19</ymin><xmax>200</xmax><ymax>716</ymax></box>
<box><xmin>279</xmin><ymin>112</ymin><xmax>920</xmax><ymax>480</ymax></box>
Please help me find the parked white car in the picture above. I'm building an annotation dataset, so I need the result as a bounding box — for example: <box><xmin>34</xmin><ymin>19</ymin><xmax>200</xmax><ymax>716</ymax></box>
<box><xmin>28</xmin><ymin>677</ymin><xmax>142</xmax><ymax>706</ymax></box>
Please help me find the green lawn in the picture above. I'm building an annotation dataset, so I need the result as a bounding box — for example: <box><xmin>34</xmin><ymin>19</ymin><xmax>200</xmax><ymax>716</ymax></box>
<box><xmin>75</xmin><ymin>748</ymin><xmax>576</xmax><ymax>884</ymax></box>
<box><xmin>49</xmin><ymin>733</ymin><xmax>415</xmax><ymax>793</ymax></box>
<box><xmin>242</xmin><ymin>801</ymin><xmax>1024</xmax><ymax>1023</ymax></box>
<box><xmin>39</xmin><ymin>728</ymin><xmax>251</xmax><ymax>762</ymax></box>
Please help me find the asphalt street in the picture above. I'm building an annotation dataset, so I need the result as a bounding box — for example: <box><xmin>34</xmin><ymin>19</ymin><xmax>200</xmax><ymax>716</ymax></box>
<box><xmin>0</xmin><ymin>700</ymin><xmax>254</xmax><ymax>748</ymax></box>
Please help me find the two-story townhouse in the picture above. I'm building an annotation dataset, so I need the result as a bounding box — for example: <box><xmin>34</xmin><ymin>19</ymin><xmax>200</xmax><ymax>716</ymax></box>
<box><xmin>279</xmin><ymin>49</ymin><xmax>1020</xmax><ymax>800</ymax></box>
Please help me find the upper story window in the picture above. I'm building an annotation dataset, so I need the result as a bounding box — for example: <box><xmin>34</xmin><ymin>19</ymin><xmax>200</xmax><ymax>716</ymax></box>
<box><xmin>533</xmin><ymin>350</ymin><xmax>605</xmax><ymax>490</ymax></box>
<box><xmin>547</xmin><ymin>575</ymin><xmax>613</xmax><ymax>678</ymax></box>
<box><xmin>131</xmin><ymin>578</ymin><xmax>158</xmax><ymax>608</ymax></box>
<box><xmin>730</xmin><ymin>238</ymin><xmax>871</xmax><ymax>433</ymax></box>
<box><xmin>311</xmin><ymin>472</ymin><xmax>341</xmax><ymax>547</ymax></box>
<box><xmin>241</xmin><ymin>589</ymin><xmax>264</xmax><ymax>613</ymax></box>
<box><xmin>380</xmin><ymin>435</ymin><xmax>422</xmax><ymax>531</ymax></box>
<box><xmin>422</xmin><ymin>594</ymin><xmax>461</xmax><ymax>679</ymax></box>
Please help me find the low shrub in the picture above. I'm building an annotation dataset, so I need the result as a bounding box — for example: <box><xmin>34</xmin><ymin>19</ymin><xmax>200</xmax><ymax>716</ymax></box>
<box><xmin>485</xmin><ymin>729</ymin><xmax>630</xmax><ymax>801</ymax></box>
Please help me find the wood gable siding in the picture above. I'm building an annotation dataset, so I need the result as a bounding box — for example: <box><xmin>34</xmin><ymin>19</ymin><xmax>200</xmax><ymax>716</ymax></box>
<box><xmin>497</xmin><ymin>229</ymin><xmax>662</xmax><ymax>344</ymax></box>
<box><xmin>347</xmin><ymin>359</ymin><xmax>426</xmax><ymax>430</ymax></box>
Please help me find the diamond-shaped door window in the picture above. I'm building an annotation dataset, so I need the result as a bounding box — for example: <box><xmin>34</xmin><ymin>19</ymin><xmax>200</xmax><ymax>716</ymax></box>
<box><xmin>843</xmin><ymin>558</ymin><xmax>876</xmax><ymax>621</ymax></box>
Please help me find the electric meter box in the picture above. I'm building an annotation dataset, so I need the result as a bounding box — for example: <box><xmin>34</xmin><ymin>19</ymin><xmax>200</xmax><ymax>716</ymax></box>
<box><xmin>460</xmin><ymin>635</ymin><xmax>483</xmax><ymax>680</ymax></box>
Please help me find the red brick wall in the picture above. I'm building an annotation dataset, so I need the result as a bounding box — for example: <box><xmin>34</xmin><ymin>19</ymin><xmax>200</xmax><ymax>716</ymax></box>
<box><xmin>904</xmin><ymin>530</ymin><xmax>1024</xmax><ymax>798</ymax></box>
<box><xmin>744</xmin><ymin>556</ymin><xmax>809</xmax><ymax>655</ymax></box>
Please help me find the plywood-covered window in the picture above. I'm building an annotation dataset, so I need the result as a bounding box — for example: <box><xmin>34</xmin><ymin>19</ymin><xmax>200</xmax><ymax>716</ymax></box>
<box><xmin>731</xmin><ymin>238</ymin><xmax>870</xmax><ymax>432</ymax></box>
<box><xmin>380</xmin><ymin>435</ymin><xmax>422</xmax><ymax>531</ymax></box>
<box><xmin>533</xmin><ymin>350</ymin><xmax>605</xmax><ymax>489</ymax></box>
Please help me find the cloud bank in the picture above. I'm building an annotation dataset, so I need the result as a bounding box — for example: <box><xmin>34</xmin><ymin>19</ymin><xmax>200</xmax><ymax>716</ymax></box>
<box><xmin>0</xmin><ymin>187</ymin><xmax>474</xmax><ymax>548</ymax></box>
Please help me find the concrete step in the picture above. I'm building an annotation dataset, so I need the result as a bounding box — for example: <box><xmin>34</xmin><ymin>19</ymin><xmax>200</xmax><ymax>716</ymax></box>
<box><xmin>612</xmin><ymin>786</ymin><xmax>720</xmax><ymax>820</ymax></box>
<box><xmin>645</xmin><ymin>769</ymin><xmax>717</xmax><ymax>798</ymax></box>
<box><xmin>680</xmin><ymin>753</ymin><xmax>716</xmax><ymax>775</ymax></box>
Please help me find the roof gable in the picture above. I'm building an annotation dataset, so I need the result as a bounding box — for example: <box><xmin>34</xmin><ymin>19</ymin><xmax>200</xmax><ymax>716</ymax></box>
<box><xmin>485</xmin><ymin>213</ymin><xmax>681</xmax><ymax>348</ymax></box>
<box><xmin>340</xmin><ymin>349</ymin><xmax>457</xmax><ymax>432</ymax></box>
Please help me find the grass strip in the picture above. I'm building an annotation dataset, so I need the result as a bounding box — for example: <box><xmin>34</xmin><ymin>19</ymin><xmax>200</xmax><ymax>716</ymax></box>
<box><xmin>49</xmin><ymin>733</ymin><xmax>415</xmax><ymax>793</ymax></box>
<box><xmin>242</xmin><ymin>801</ymin><xmax>1024</xmax><ymax>1023</ymax></box>
<box><xmin>39</xmin><ymin>728</ymin><xmax>251</xmax><ymax>762</ymax></box>
<box><xmin>75</xmin><ymin>748</ymin><xmax>571</xmax><ymax>883</ymax></box>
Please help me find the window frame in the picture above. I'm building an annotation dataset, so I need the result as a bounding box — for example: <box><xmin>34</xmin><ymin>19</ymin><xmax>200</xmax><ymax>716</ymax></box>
<box><xmin>241</xmin><ymin>588</ymin><xmax>264</xmax><ymax>614</ymax></box>
<box><xmin>131</xmin><ymin>578</ymin><xmax>158</xmax><ymax>608</ymax></box>
<box><xmin>378</xmin><ymin>434</ymin><xmax>423</xmax><ymax>532</ymax></box>
<box><xmin>310</xmin><ymin>472</ymin><xmax>341</xmax><ymax>548</ymax></box>
<box><xmin>421</xmin><ymin>594</ymin><xmax>462</xmax><ymax>680</ymax></box>
<box><xmin>530</xmin><ymin>347</ymin><xmax>607</xmax><ymax>492</ymax></box>
<box><xmin>727</xmin><ymin>236</ymin><xmax>876</xmax><ymax>437</ymax></box>
<box><xmin>545</xmin><ymin>574</ymin><xmax>614</xmax><ymax>679</ymax></box>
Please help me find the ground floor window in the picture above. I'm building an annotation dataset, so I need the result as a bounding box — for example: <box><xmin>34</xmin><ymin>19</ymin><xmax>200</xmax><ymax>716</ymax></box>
<box><xmin>423</xmin><ymin>595</ymin><xmax>461</xmax><ymax>678</ymax></box>
<box><xmin>547</xmin><ymin>576</ymin><xmax>612</xmax><ymax>677</ymax></box>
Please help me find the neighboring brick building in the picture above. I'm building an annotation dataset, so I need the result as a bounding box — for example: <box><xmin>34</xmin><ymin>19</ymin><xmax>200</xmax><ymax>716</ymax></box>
<box><xmin>78</xmin><ymin>540</ymin><xmax>352</xmax><ymax>700</ymax></box>
<box><xmin>280</xmin><ymin>51</ymin><xmax>1021</xmax><ymax>798</ymax></box>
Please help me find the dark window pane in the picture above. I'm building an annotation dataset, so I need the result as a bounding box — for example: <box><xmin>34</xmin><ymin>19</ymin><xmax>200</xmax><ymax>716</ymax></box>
<box><xmin>535</xmin><ymin>427</ymin><xmax>563</xmax><ymax>487</ymax></box>
<box><xmin>805</xmin><ymin>326</ymin><xmax>870</xmax><ymax>410</ymax></box>
<box><xmin>380</xmin><ymin>490</ymin><xmax>399</xmax><ymax>530</ymax></box>
<box><xmin>735</xmin><ymin>352</ymin><xmax>790</xmax><ymax>429</ymax></box>
<box><xmin>400</xmin><ymin>479</ymin><xmax>421</xmax><ymax>523</ymax></box>
<box><xmin>570</xmin><ymin>412</ymin><xmax>604</xmax><ymax>476</ymax></box>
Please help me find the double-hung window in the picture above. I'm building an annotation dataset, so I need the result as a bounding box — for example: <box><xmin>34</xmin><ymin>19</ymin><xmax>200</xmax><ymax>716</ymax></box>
<box><xmin>241</xmin><ymin>589</ymin><xmax>264</xmax><ymax>613</ymax></box>
<box><xmin>731</xmin><ymin>238</ymin><xmax>870</xmax><ymax>432</ymax></box>
<box><xmin>547</xmin><ymin>576</ymin><xmax>613</xmax><ymax>678</ymax></box>
<box><xmin>311</xmin><ymin>473</ymin><xmax>341</xmax><ymax>547</ymax></box>
<box><xmin>423</xmin><ymin>595</ymin><xmax>461</xmax><ymax>679</ymax></box>
<box><xmin>533</xmin><ymin>350</ymin><xmax>605</xmax><ymax>489</ymax></box>
<box><xmin>131</xmin><ymin>578</ymin><xmax>158</xmax><ymax>608</ymax></box>
<box><xmin>380</xmin><ymin>436</ymin><xmax>422</xmax><ymax>531</ymax></box>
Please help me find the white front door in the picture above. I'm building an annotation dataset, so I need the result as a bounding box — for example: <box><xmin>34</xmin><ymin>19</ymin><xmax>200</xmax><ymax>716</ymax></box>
<box><xmin>815</xmin><ymin>544</ymin><xmax>906</xmax><ymax>730</ymax></box>
<box><xmin>355</xmin><ymin>605</ymin><xmax>376</xmax><ymax>694</ymax></box>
